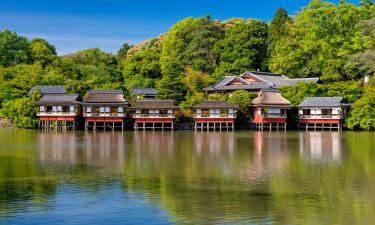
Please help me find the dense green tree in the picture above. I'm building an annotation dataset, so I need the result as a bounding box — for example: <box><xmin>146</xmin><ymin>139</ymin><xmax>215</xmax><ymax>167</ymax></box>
<box><xmin>268</xmin><ymin>7</ymin><xmax>292</xmax><ymax>58</ymax></box>
<box><xmin>213</xmin><ymin>19</ymin><xmax>269</xmax><ymax>78</ymax></box>
<box><xmin>270</xmin><ymin>1</ymin><xmax>374</xmax><ymax>81</ymax></box>
<box><xmin>28</xmin><ymin>38</ymin><xmax>57</xmax><ymax>67</ymax></box>
<box><xmin>122</xmin><ymin>38</ymin><xmax>161</xmax><ymax>89</ymax></box>
<box><xmin>0</xmin><ymin>91</ymin><xmax>40</xmax><ymax>128</ymax></box>
<box><xmin>346</xmin><ymin>87</ymin><xmax>375</xmax><ymax>130</ymax></box>
<box><xmin>159</xmin><ymin>16</ymin><xmax>224</xmax><ymax>100</ymax></box>
<box><xmin>344</xmin><ymin>19</ymin><xmax>375</xmax><ymax>79</ymax></box>
<box><xmin>0</xmin><ymin>30</ymin><xmax>30</xmax><ymax>67</ymax></box>
<box><xmin>280</xmin><ymin>82</ymin><xmax>320</xmax><ymax>106</ymax></box>
<box><xmin>117</xmin><ymin>43</ymin><xmax>132</xmax><ymax>61</ymax></box>
<box><xmin>181</xmin><ymin>66</ymin><xmax>213</xmax><ymax>95</ymax></box>
<box><xmin>228</xmin><ymin>90</ymin><xmax>257</xmax><ymax>113</ymax></box>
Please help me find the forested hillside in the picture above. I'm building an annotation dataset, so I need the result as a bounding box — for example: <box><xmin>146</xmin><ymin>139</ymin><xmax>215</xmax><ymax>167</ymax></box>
<box><xmin>0</xmin><ymin>0</ymin><xmax>374</xmax><ymax>129</ymax></box>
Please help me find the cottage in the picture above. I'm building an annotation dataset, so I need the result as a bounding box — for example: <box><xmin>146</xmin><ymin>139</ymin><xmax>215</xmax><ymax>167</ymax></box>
<box><xmin>130</xmin><ymin>100</ymin><xmax>179</xmax><ymax>130</ymax></box>
<box><xmin>82</xmin><ymin>90</ymin><xmax>128</xmax><ymax>130</ymax></box>
<box><xmin>251</xmin><ymin>90</ymin><xmax>291</xmax><ymax>130</ymax></box>
<box><xmin>204</xmin><ymin>71</ymin><xmax>319</xmax><ymax>94</ymax></box>
<box><xmin>130</xmin><ymin>88</ymin><xmax>157</xmax><ymax>100</ymax></box>
<box><xmin>29</xmin><ymin>85</ymin><xmax>66</xmax><ymax>95</ymax></box>
<box><xmin>35</xmin><ymin>94</ymin><xmax>81</xmax><ymax>129</ymax></box>
<box><xmin>298</xmin><ymin>97</ymin><xmax>350</xmax><ymax>130</ymax></box>
<box><xmin>191</xmin><ymin>100</ymin><xmax>238</xmax><ymax>131</ymax></box>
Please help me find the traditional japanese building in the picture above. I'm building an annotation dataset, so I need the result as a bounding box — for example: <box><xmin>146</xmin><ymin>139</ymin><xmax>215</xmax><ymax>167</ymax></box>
<box><xmin>130</xmin><ymin>100</ymin><xmax>179</xmax><ymax>130</ymax></box>
<box><xmin>297</xmin><ymin>97</ymin><xmax>350</xmax><ymax>130</ymax></box>
<box><xmin>130</xmin><ymin>88</ymin><xmax>157</xmax><ymax>100</ymax></box>
<box><xmin>35</xmin><ymin>94</ymin><xmax>81</xmax><ymax>129</ymax></box>
<box><xmin>251</xmin><ymin>90</ymin><xmax>292</xmax><ymax>130</ymax></box>
<box><xmin>204</xmin><ymin>71</ymin><xmax>319</xmax><ymax>94</ymax></box>
<box><xmin>82</xmin><ymin>90</ymin><xmax>128</xmax><ymax>130</ymax></box>
<box><xmin>191</xmin><ymin>101</ymin><xmax>238</xmax><ymax>131</ymax></box>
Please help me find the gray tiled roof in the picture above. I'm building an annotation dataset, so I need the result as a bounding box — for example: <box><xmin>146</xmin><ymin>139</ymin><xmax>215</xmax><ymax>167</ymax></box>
<box><xmin>130</xmin><ymin>100</ymin><xmax>179</xmax><ymax>109</ymax></box>
<box><xmin>247</xmin><ymin>71</ymin><xmax>319</xmax><ymax>87</ymax></box>
<box><xmin>298</xmin><ymin>97</ymin><xmax>350</xmax><ymax>107</ymax></box>
<box><xmin>130</xmin><ymin>88</ymin><xmax>157</xmax><ymax>95</ymax></box>
<box><xmin>83</xmin><ymin>90</ymin><xmax>128</xmax><ymax>106</ymax></box>
<box><xmin>29</xmin><ymin>85</ymin><xmax>66</xmax><ymax>95</ymax></box>
<box><xmin>191</xmin><ymin>101</ymin><xmax>239</xmax><ymax>109</ymax></box>
<box><xmin>35</xmin><ymin>94</ymin><xmax>80</xmax><ymax>106</ymax></box>
<box><xmin>204</xmin><ymin>71</ymin><xmax>319</xmax><ymax>92</ymax></box>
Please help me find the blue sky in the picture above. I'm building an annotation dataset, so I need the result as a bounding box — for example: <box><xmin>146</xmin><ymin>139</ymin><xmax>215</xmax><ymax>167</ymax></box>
<box><xmin>0</xmin><ymin>0</ymin><xmax>358</xmax><ymax>55</ymax></box>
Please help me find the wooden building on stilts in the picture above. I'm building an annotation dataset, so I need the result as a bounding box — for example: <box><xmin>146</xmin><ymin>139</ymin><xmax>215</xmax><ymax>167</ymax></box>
<box><xmin>191</xmin><ymin>101</ymin><xmax>238</xmax><ymax>131</ymax></box>
<box><xmin>82</xmin><ymin>90</ymin><xmax>128</xmax><ymax>130</ymax></box>
<box><xmin>35</xmin><ymin>94</ymin><xmax>81</xmax><ymax>129</ymax></box>
<box><xmin>251</xmin><ymin>90</ymin><xmax>291</xmax><ymax>131</ymax></box>
<box><xmin>297</xmin><ymin>97</ymin><xmax>350</xmax><ymax>131</ymax></box>
<box><xmin>130</xmin><ymin>100</ymin><xmax>179</xmax><ymax>130</ymax></box>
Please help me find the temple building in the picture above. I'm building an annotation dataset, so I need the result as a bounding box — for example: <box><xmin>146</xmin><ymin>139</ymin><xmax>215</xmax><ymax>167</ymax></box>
<box><xmin>82</xmin><ymin>90</ymin><xmax>128</xmax><ymax>130</ymax></box>
<box><xmin>35</xmin><ymin>94</ymin><xmax>81</xmax><ymax>129</ymax></box>
<box><xmin>204</xmin><ymin>71</ymin><xmax>319</xmax><ymax>94</ymax></box>
<box><xmin>297</xmin><ymin>97</ymin><xmax>350</xmax><ymax>130</ymax></box>
<box><xmin>191</xmin><ymin>100</ymin><xmax>238</xmax><ymax>131</ymax></box>
<box><xmin>251</xmin><ymin>90</ymin><xmax>291</xmax><ymax>130</ymax></box>
<box><xmin>130</xmin><ymin>100</ymin><xmax>179</xmax><ymax>130</ymax></box>
<box><xmin>130</xmin><ymin>88</ymin><xmax>157</xmax><ymax>100</ymax></box>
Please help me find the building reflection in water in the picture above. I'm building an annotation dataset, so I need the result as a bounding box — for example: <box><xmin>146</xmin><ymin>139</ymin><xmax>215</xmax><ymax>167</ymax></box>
<box><xmin>38</xmin><ymin>131</ymin><xmax>125</xmax><ymax>170</ymax></box>
<box><xmin>249</xmin><ymin>132</ymin><xmax>289</xmax><ymax>180</ymax></box>
<box><xmin>299</xmin><ymin>132</ymin><xmax>342</xmax><ymax>162</ymax></box>
<box><xmin>194</xmin><ymin>132</ymin><xmax>235</xmax><ymax>156</ymax></box>
<box><xmin>132</xmin><ymin>131</ymin><xmax>175</xmax><ymax>163</ymax></box>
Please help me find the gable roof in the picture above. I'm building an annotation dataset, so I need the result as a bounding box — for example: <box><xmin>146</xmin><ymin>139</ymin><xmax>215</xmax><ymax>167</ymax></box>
<box><xmin>29</xmin><ymin>85</ymin><xmax>66</xmax><ymax>95</ymax></box>
<box><xmin>130</xmin><ymin>88</ymin><xmax>157</xmax><ymax>95</ymax></box>
<box><xmin>244</xmin><ymin>71</ymin><xmax>319</xmax><ymax>87</ymax></box>
<box><xmin>203</xmin><ymin>71</ymin><xmax>319</xmax><ymax>92</ymax></box>
<box><xmin>252</xmin><ymin>90</ymin><xmax>291</xmax><ymax>107</ymax></box>
<box><xmin>191</xmin><ymin>100</ymin><xmax>239</xmax><ymax>109</ymax></box>
<box><xmin>35</xmin><ymin>94</ymin><xmax>81</xmax><ymax>106</ymax></box>
<box><xmin>83</xmin><ymin>89</ymin><xmax>127</xmax><ymax>106</ymax></box>
<box><xmin>204</xmin><ymin>76</ymin><xmax>274</xmax><ymax>91</ymax></box>
<box><xmin>298</xmin><ymin>97</ymin><xmax>350</xmax><ymax>108</ymax></box>
<box><xmin>130</xmin><ymin>100</ymin><xmax>179</xmax><ymax>109</ymax></box>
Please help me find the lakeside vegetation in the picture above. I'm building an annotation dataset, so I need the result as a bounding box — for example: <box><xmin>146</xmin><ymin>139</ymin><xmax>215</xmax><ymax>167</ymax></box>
<box><xmin>0</xmin><ymin>0</ymin><xmax>374</xmax><ymax>129</ymax></box>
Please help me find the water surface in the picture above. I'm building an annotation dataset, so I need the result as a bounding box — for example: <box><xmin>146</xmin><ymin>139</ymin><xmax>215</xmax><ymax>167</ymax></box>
<box><xmin>0</xmin><ymin>129</ymin><xmax>374</xmax><ymax>224</ymax></box>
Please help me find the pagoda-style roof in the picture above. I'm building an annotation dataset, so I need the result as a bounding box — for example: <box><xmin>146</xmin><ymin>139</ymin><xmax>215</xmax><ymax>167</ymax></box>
<box><xmin>191</xmin><ymin>100</ymin><xmax>239</xmax><ymax>109</ymax></box>
<box><xmin>204</xmin><ymin>71</ymin><xmax>319</xmax><ymax>92</ymax></box>
<box><xmin>82</xmin><ymin>90</ymin><xmax>128</xmax><ymax>106</ymax></box>
<box><xmin>130</xmin><ymin>88</ymin><xmax>157</xmax><ymax>96</ymax></box>
<box><xmin>130</xmin><ymin>100</ymin><xmax>179</xmax><ymax>109</ymax></box>
<box><xmin>298</xmin><ymin>97</ymin><xmax>350</xmax><ymax>108</ymax></box>
<box><xmin>29</xmin><ymin>85</ymin><xmax>66</xmax><ymax>95</ymax></box>
<box><xmin>35</xmin><ymin>94</ymin><xmax>81</xmax><ymax>106</ymax></box>
<box><xmin>252</xmin><ymin>90</ymin><xmax>291</xmax><ymax>108</ymax></box>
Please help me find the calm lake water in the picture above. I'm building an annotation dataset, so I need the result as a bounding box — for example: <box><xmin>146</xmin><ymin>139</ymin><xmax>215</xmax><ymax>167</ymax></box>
<box><xmin>0</xmin><ymin>129</ymin><xmax>374</xmax><ymax>225</ymax></box>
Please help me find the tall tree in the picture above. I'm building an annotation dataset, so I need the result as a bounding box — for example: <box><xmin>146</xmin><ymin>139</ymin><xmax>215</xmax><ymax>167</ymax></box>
<box><xmin>269</xmin><ymin>0</ymin><xmax>374</xmax><ymax>81</ymax></box>
<box><xmin>159</xmin><ymin>16</ymin><xmax>223</xmax><ymax>101</ymax></box>
<box><xmin>213</xmin><ymin>19</ymin><xmax>269</xmax><ymax>78</ymax></box>
<box><xmin>122</xmin><ymin>38</ymin><xmax>161</xmax><ymax>89</ymax></box>
<box><xmin>268</xmin><ymin>7</ymin><xmax>292</xmax><ymax>58</ymax></box>
<box><xmin>117</xmin><ymin>43</ymin><xmax>132</xmax><ymax>61</ymax></box>
<box><xmin>0</xmin><ymin>30</ymin><xmax>30</xmax><ymax>67</ymax></box>
<box><xmin>29</xmin><ymin>38</ymin><xmax>57</xmax><ymax>67</ymax></box>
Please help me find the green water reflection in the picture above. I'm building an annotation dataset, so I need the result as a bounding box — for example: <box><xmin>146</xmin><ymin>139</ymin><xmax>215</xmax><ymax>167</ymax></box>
<box><xmin>0</xmin><ymin>129</ymin><xmax>374</xmax><ymax>224</ymax></box>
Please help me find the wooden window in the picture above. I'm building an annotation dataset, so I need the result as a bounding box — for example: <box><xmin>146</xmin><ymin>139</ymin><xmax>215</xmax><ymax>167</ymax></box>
<box><xmin>86</xmin><ymin>107</ymin><xmax>92</xmax><ymax>113</ymax></box>
<box><xmin>303</xmin><ymin>109</ymin><xmax>311</xmax><ymax>115</ymax></box>
<box><xmin>321</xmin><ymin>109</ymin><xmax>332</xmax><ymax>115</ymax></box>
